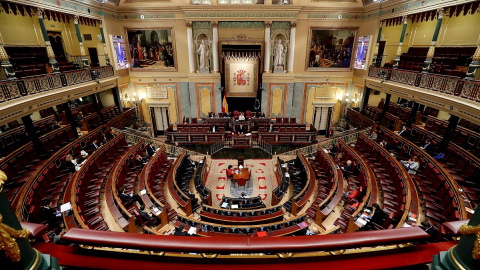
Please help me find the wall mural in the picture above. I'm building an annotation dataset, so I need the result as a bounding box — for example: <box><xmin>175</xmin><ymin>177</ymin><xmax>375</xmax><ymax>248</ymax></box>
<box><xmin>125</xmin><ymin>28</ymin><xmax>177</xmax><ymax>71</ymax></box>
<box><xmin>307</xmin><ymin>28</ymin><xmax>357</xmax><ymax>70</ymax></box>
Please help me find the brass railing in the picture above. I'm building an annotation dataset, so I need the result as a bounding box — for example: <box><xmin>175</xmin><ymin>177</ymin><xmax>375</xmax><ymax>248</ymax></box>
<box><xmin>280</xmin><ymin>127</ymin><xmax>372</xmax><ymax>157</ymax></box>
<box><xmin>368</xmin><ymin>66</ymin><xmax>480</xmax><ymax>103</ymax></box>
<box><xmin>0</xmin><ymin>66</ymin><xmax>115</xmax><ymax>103</ymax></box>
<box><xmin>112</xmin><ymin>127</ymin><xmax>204</xmax><ymax>157</ymax></box>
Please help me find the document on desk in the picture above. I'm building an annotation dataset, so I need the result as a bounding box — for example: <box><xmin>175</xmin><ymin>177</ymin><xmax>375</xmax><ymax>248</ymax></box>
<box><xmin>60</xmin><ymin>202</ymin><xmax>72</xmax><ymax>212</ymax></box>
<box><xmin>188</xmin><ymin>227</ymin><xmax>197</xmax><ymax>235</ymax></box>
<box><xmin>221</xmin><ymin>202</ymin><xmax>229</xmax><ymax>208</ymax></box>
<box><xmin>140</xmin><ymin>189</ymin><xmax>147</xmax><ymax>195</ymax></box>
<box><xmin>231</xmin><ymin>204</ymin><xmax>239</xmax><ymax>209</ymax></box>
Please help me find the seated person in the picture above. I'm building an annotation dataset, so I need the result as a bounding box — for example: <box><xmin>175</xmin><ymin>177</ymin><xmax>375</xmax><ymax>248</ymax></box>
<box><xmin>306</xmin><ymin>226</ymin><xmax>319</xmax><ymax>235</ymax></box>
<box><xmin>51</xmin><ymin>121</ymin><xmax>60</xmax><ymax>131</ymax></box>
<box><xmin>223</xmin><ymin>112</ymin><xmax>230</xmax><ymax>118</ymax></box>
<box><xmin>420</xmin><ymin>220</ymin><xmax>437</xmax><ymax>238</ymax></box>
<box><xmin>379</xmin><ymin>139</ymin><xmax>389</xmax><ymax>150</ymax></box>
<box><xmin>40</xmin><ymin>201</ymin><xmax>62</xmax><ymax>229</ymax></box>
<box><xmin>210</xmin><ymin>125</ymin><xmax>218</xmax><ymax>132</ymax></box>
<box><xmin>343</xmin><ymin>185</ymin><xmax>359</xmax><ymax>201</ymax></box>
<box><xmin>420</xmin><ymin>139</ymin><xmax>432</xmax><ymax>152</ymax></box>
<box><xmin>65</xmin><ymin>154</ymin><xmax>78</xmax><ymax>173</ymax></box>
<box><xmin>75</xmin><ymin>112</ymin><xmax>84</xmax><ymax>128</ymax></box>
<box><xmin>401</xmin><ymin>156</ymin><xmax>420</xmax><ymax>174</ymax></box>
<box><xmin>236</xmin><ymin>124</ymin><xmax>246</xmax><ymax>135</ymax></box>
<box><xmin>89</xmin><ymin>139</ymin><xmax>100</xmax><ymax>151</ymax></box>
<box><xmin>369</xmin><ymin>130</ymin><xmax>378</xmax><ymax>141</ymax></box>
<box><xmin>267</xmin><ymin>123</ymin><xmax>274</xmax><ymax>132</ymax></box>
<box><xmin>238</xmin><ymin>112</ymin><xmax>245</xmax><ymax>121</ymax></box>
<box><xmin>52</xmin><ymin>228</ymin><xmax>68</xmax><ymax>245</ymax></box>
<box><xmin>138</xmin><ymin>205</ymin><xmax>160</xmax><ymax>226</ymax></box>
<box><xmin>259</xmin><ymin>112</ymin><xmax>266</xmax><ymax>118</ymax></box>
<box><xmin>209</xmin><ymin>112</ymin><xmax>215</xmax><ymax>118</ymax></box>
<box><xmin>183</xmin><ymin>116</ymin><xmax>189</xmax><ymax>124</ymax></box>
<box><xmin>341</xmin><ymin>159</ymin><xmax>353</xmax><ymax>177</ymax></box>
<box><xmin>397</xmin><ymin>125</ymin><xmax>409</xmax><ymax>137</ymax></box>
<box><xmin>226</xmin><ymin>165</ymin><xmax>234</xmax><ymax>179</ymax></box>
<box><xmin>174</xmin><ymin>225</ymin><xmax>189</xmax><ymax>236</ymax></box>
<box><xmin>134</xmin><ymin>154</ymin><xmax>145</xmax><ymax>166</ymax></box>
<box><xmin>146</xmin><ymin>143</ymin><xmax>156</xmax><ymax>157</ymax></box>
<box><xmin>118</xmin><ymin>186</ymin><xmax>144</xmax><ymax>206</ymax></box>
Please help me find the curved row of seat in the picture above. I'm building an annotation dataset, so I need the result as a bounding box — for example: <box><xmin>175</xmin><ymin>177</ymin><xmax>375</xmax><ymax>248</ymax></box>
<box><xmin>272</xmin><ymin>157</ymin><xmax>289</xmax><ymax>205</ymax></box>
<box><xmin>0</xmin><ymin>115</ymin><xmax>57</xmax><ymax>157</ymax></box>
<box><xmin>307</xmin><ymin>148</ymin><xmax>344</xmax><ymax>224</ymax></box>
<box><xmin>354</xmin><ymin>133</ymin><xmax>419</xmax><ymax>229</ymax></box>
<box><xmin>167</xmin><ymin>153</ymin><xmax>196</xmax><ymax>216</ymax></box>
<box><xmin>12</xmin><ymin>126</ymin><xmax>104</xmax><ymax>223</ymax></box>
<box><xmin>333</xmin><ymin>139</ymin><xmax>376</xmax><ymax>233</ymax></box>
<box><xmin>1</xmin><ymin>125</ymin><xmax>77</xmax><ymax>202</ymax></box>
<box><xmin>138</xmin><ymin>145</ymin><xmax>175</xmax><ymax>224</ymax></box>
<box><xmin>283</xmin><ymin>152</ymin><xmax>315</xmax><ymax>215</ymax></box>
<box><xmin>201</xmin><ymin>205</ymin><xmax>284</xmax><ymax>225</ymax></box>
<box><xmin>106</xmin><ymin>140</ymin><xmax>147</xmax><ymax>231</ymax></box>
<box><xmin>194</xmin><ymin>157</ymin><xmax>211</xmax><ymax>205</ymax></box>
<box><xmin>70</xmin><ymin>134</ymin><xmax>130</xmax><ymax>231</ymax></box>
<box><xmin>175</xmin><ymin>214</ymin><xmax>308</xmax><ymax>237</ymax></box>
<box><xmin>376</xmin><ymin>127</ymin><xmax>471</xmax><ymax>229</ymax></box>
<box><xmin>407</xmin><ymin>126</ymin><xmax>480</xmax><ymax>207</ymax></box>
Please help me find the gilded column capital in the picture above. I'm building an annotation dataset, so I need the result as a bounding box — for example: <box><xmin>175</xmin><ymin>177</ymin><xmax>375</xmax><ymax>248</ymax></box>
<box><xmin>186</xmin><ymin>21</ymin><xmax>193</xmax><ymax>28</ymax></box>
<box><xmin>73</xmin><ymin>15</ymin><xmax>79</xmax><ymax>24</ymax></box>
<box><xmin>36</xmin><ymin>8</ymin><xmax>44</xmax><ymax>19</ymax></box>
<box><xmin>212</xmin><ymin>21</ymin><xmax>218</xmax><ymax>28</ymax></box>
<box><xmin>402</xmin><ymin>15</ymin><xmax>408</xmax><ymax>24</ymax></box>
<box><xmin>291</xmin><ymin>21</ymin><xmax>297</xmax><ymax>28</ymax></box>
<box><xmin>437</xmin><ymin>8</ymin><xmax>445</xmax><ymax>19</ymax></box>
<box><xmin>0</xmin><ymin>213</ymin><xmax>30</xmax><ymax>262</ymax></box>
<box><xmin>265</xmin><ymin>21</ymin><xmax>272</xmax><ymax>28</ymax></box>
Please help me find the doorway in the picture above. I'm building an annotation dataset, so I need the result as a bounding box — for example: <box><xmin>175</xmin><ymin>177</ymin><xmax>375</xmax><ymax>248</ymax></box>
<box><xmin>88</xmin><ymin>48</ymin><xmax>100</xmax><ymax>67</ymax></box>
<box><xmin>313</xmin><ymin>106</ymin><xmax>333</xmax><ymax>136</ymax></box>
<box><xmin>149</xmin><ymin>106</ymin><xmax>170</xmax><ymax>136</ymax></box>
<box><xmin>48</xmin><ymin>31</ymin><xmax>67</xmax><ymax>62</ymax></box>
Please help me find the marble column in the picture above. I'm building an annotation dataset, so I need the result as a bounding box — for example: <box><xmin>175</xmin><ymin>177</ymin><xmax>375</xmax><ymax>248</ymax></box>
<box><xmin>99</xmin><ymin>20</ymin><xmax>111</xmax><ymax>66</ymax></box>
<box><xmin>186</xmin><ymin>22</ymin><xmax>195</xmax><ymax>73</ymax></box>
<box><xmin>372</xmin><ymin>20</ymin><xmax>384</xmax><ymax>67</ymax></box>
<box><xmin>264</xmin><ymin>22</ymin><xmax>271</xmax><ymax>73</ymax></box>
<box><xmin>287</xmin><ymin>22</ymin><xmax>296</xmax><ymax>73</ymax></box>
<box><xmin>422</xmin><ymin>8</ymin><xmax>444</xmax><ymax>73</ymax></box>
<box><xmin>466</xmin><ymin>34</ymin><xmax>480</xmax><ymax>80</ymax></box>
<box><xmin>36</xmin><ymin>8</ymin><xmax>59</xmax><ymax>73</ymax></box>
<box><xmin>212</xmin><ymin>22</ymin><xmax>219</xmax><ymax>73</ymax></box>
<box><xmin>393</xmin><ymin>16</ymin><xmax>408</xmax><ymax>69</ymax></box>
<box><xmin>0</xmin><ymin>40</ymin><xmax>16</xmax><ymax>79</ymax></box>
<box><xmin>73</xmin><ymin>15</ymin><xmax>89</xmax><ymax>68</ymax></box>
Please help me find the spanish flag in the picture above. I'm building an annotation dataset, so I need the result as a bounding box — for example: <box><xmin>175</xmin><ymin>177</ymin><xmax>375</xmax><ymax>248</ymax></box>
<box><xmin>222</xmin><ymin>95</ymin><xmax>228</xmax><ymax>113</ymax></box>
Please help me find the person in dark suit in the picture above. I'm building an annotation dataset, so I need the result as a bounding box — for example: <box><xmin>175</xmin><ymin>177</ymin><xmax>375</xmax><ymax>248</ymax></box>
<box><xmin>119</xmin><ymin>186</ymin><xmax>144</xmax><ymax>206</ymax></box>
<box><xmin>397</xmin><ymin>126</ymin><xmax>408</xmax><ymax>138</ymax></box>
<box><xmin>370</xmin><ymin>203</ymin><xmax>387</xmax><ymax>225</ymax></box>
<box><xmin>183</xmin><ymin>116</ymin><xmax>189</xmax><ymax>124</ymax></box>
<box><xmin>90</xmin><ymin>139</ymin><xmax>100</xmax><ymax>151</ymax></box>
<box><xmin>420</xmin><ymin>139</ymin><xmax>432</xmax><ymax>152</ymax></box>
<box><xmin>146</xmin><ymin>143</ymin><xmax>156</xmax><ymax>157</ymax></box>
<box><xmin>40</xmin><ymin>201</ymin><xmax>62</xmax><ymax>229</ymax></box>
<box><xmin>174</xmin><ymin>224</ymin><xmax>189</xmax><ymax>236</ymax></box>
<box><xmin>237</xmin><ymin>124</ymin><xmax>246</xmax><ymax>135</ymax></box>
<box><xmin>259</xmin><ymin>112</ymin><xmax>265</xmax><ymax>118</ymax></box>
<box><xmin>341</xmin><ymin>160</ymin><xmax>353</xmax><ymax>177</ymax></box>
<box><xmin>75</xmin><ymin>112</ymin><xmax>84</xmax><ymax>128</ymax></box>
<box><xmin>267</xmin><ymin>123</ymin><xmax>274</xmax><ymax>132</ymax></box>
<box><xmin>134</xmin><ymin>154</ymin><xmax>145</xmax><ymax>166</ymax></box>
<box><xmin>210</xmin><ymin>125</ymin><xmax>218</xmax><ymax>132</ymax></box>
<box><xmin>138</xmin><ymin>205</ymin><xmax>160</xmax><ymax>226</ymax></box>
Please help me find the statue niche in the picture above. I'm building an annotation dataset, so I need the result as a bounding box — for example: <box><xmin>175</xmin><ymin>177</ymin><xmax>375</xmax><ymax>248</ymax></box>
<box><xmin>196</xmin><ymin>34</ymin><xmax>211</xmax><ymax>73</ymax></box>
<box><xmin>272</xmin><ymin>34</ymin><xmax>287</xmax><ymax>73</ymax></box>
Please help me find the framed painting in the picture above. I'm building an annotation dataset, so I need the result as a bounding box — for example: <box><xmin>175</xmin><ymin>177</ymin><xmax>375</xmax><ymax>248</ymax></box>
<box><xmin>306</xmin><ymin>27</ymin><xmax>358</xmax><ymax>71</ymax></box>
<box><xmin>110</xmin><ymin>35</ymin><xmax>129</xmax><ymax>70</ymax></box>
<box><xmin>354</xmin><ymin>35</ymin><xmax>371</xmax><ymax>70</ymax></box>
<box><xmin>124</xmin><ymin>28</ymin><xmax>177</xmax><ymax>71</ymax></box>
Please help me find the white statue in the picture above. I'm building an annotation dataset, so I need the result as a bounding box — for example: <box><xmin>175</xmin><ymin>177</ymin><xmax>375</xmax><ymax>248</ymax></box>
<box><xmin>273</xmin><ymin>39</ymin><xmax>286</xmax><ymax>68</ymax></box>
<box><xmin>196</xmin><ymin>40</ymin><xmax>210</xmax><ymax>70</ymax></box>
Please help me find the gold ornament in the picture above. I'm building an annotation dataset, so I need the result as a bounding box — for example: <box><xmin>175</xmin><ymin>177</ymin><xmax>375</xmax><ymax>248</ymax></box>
<box><xmin>0</xmin><ymin>170</ymin><xmax>6</xmax><ymax>192</ymax></box>
<box><xmin>459</xmin><ymin>223</ymin><xmax>480</xmax><ymax>260</ymax></box>
<box><xmin>0</xmin><ymin>214</ymin><xmax>30</xmax><ymax>262</ymax></box>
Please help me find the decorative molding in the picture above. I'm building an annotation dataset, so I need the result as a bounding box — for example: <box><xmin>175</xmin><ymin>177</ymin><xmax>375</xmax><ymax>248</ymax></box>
<box><xmin>218</xmin><ymin>21</ymin><xmax>265</xmax><ymax>29</ymax></box>
<box><xmin>271</xmin><ymin>21</ymin><xmax>291</xmax><ymax>30</ymax></box>
<box><xmin>186</xmin><ymin>13</ymin><xmax>297</xmax><ymax>18</ymax></box>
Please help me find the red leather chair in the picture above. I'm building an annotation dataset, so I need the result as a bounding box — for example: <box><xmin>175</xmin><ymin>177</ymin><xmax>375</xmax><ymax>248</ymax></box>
<box><xmin>246</xmin><ymin>111</ymin><xmax>251</xmax><ymax>120</ymax></box>
<box><xmin>238</xmin><ymin>178</ymin><xmax>246</xmax><ymax>189</ymax></box>
<box><xmin>233</xmin><ymin>110</ymin><xmax>239</xmax><ymax>120</ymax></box>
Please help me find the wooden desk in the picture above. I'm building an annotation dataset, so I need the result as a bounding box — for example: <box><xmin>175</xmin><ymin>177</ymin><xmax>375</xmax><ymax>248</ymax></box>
<box><xmin>233</xmin><ymin>168</ymin><xmax>250</xmax><ymax>181</ymax></box>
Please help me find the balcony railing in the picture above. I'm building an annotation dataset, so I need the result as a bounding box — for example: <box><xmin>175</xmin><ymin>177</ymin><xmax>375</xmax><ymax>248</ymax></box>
<box><xmin>368</xmin><ymin>66</ymin><xmax>480</xmax><ymax>104</ymax></box>
<box><xmin>0</xmin><ymin>66</ymin><xmax>115</xmax><ymax>103</ymax></box>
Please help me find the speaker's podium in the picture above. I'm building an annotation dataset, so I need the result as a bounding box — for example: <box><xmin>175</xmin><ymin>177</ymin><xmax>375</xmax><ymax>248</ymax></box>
<box><xmin>233</xmin><ymin>135</ymin><xmax>251</xmax><ymax>149</ymax></box>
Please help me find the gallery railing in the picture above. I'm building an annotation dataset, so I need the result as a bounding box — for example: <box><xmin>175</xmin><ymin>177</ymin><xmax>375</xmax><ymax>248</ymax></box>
<box><xmin>0</xmin><ymin>65</ymin><xmax>115</xmax><ymax>103</ymax></box>
<box><xmin>112</xmin><ymin>127</ymin><xmax>204</xmax><ymax>157</ymax></box>
<box><xmin>368</xmin><ymin>66</ymin><xmax>480</xmax><ymax>104</ymax></box>
<box><xmin>280</xmin><ymin>127</ymin><xmax>372</xmax><ymax>157</ymax></box>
